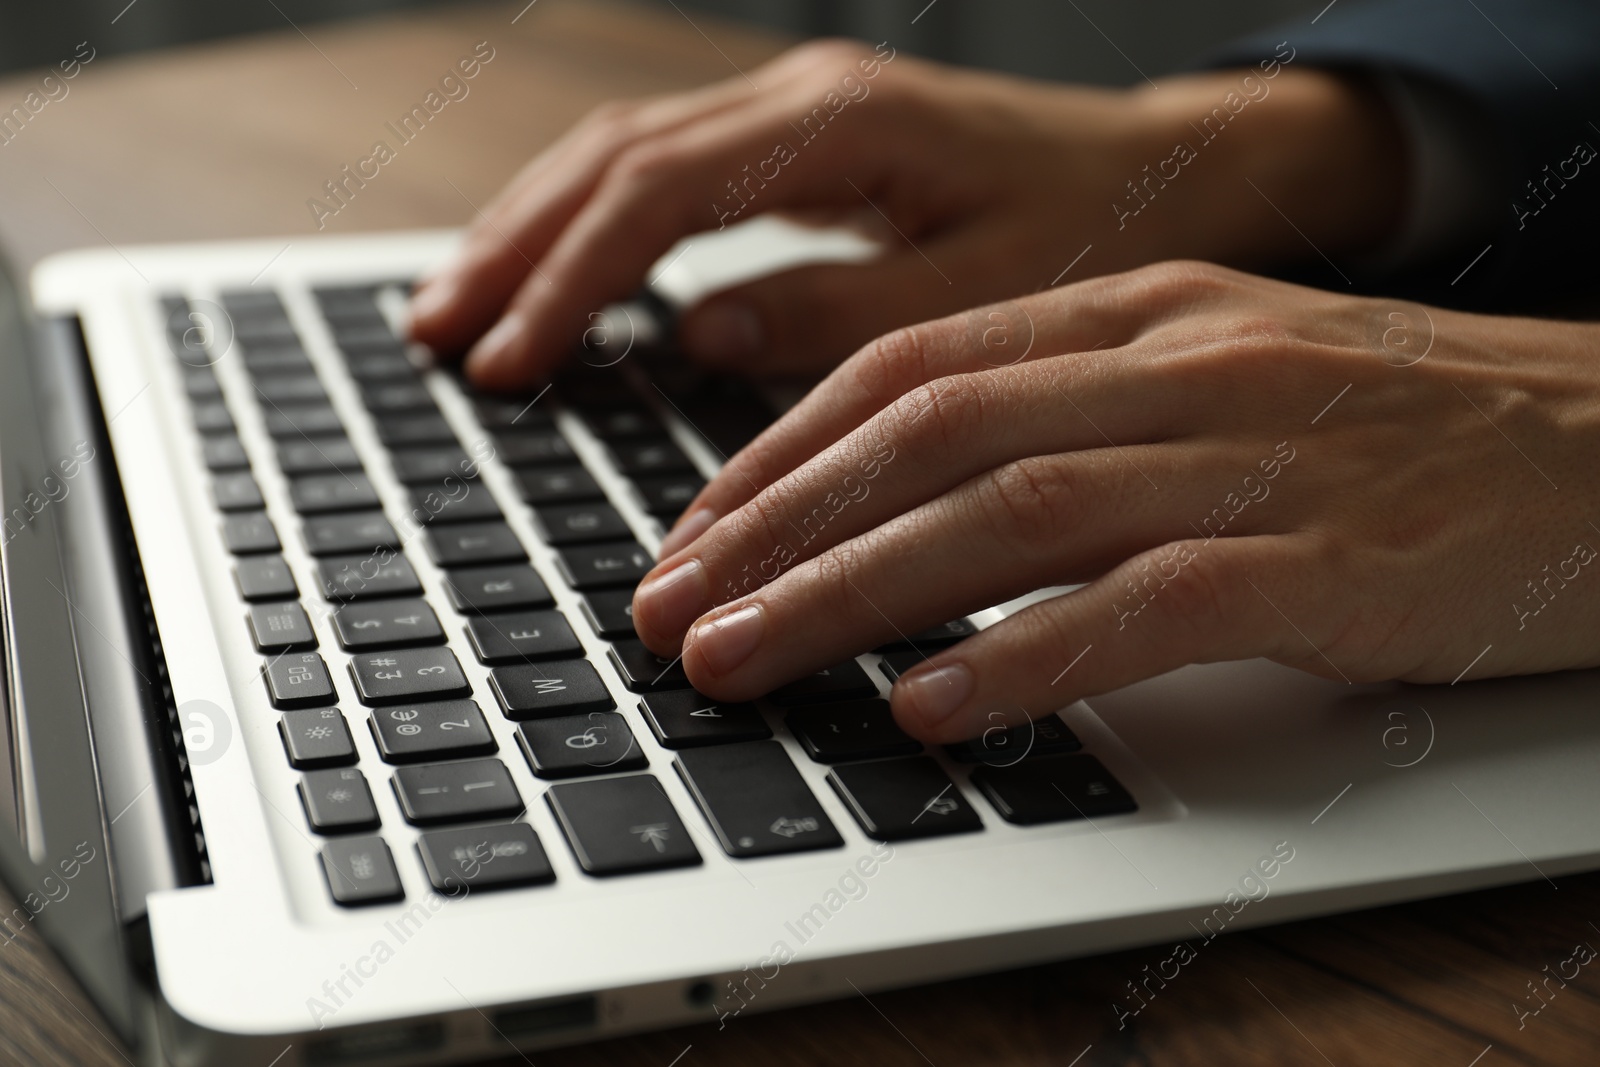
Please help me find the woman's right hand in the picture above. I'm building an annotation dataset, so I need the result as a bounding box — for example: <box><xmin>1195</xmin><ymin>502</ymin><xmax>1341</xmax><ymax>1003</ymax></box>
<box><xmin>408</xmin><ymin>38</ymin><xmax>1402</xmax><ymax>390</ymax></box>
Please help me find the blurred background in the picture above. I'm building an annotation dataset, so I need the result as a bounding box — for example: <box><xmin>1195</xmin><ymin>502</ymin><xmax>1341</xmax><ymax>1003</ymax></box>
<box><xmin>2</xmin><ymin>0</ymin><xmax>1325</xmax><ymax>83</ymax></box>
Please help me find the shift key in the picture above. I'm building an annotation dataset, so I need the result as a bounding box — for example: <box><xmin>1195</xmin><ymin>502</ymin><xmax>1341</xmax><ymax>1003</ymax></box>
<box><xmin>674</xmin><ymin>741</ymin><xmax>843</xmax><ymax>858</ymax></box>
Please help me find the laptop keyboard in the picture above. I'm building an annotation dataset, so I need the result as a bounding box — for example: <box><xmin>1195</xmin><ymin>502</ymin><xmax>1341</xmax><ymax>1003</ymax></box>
<box><xmin>157</xmin><ymin>284</ymin><xmax>1137</xmax><ymax>909</ymax></box>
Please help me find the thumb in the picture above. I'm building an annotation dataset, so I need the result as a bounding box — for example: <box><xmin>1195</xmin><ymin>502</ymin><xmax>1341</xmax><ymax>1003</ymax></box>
<box><xmin>676</xmin><ymin>250</ymin><xmax>974</xmax><ymax>374</ymax></box>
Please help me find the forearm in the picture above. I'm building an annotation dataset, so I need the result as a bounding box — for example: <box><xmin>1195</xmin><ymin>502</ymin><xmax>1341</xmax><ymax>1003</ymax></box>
<box><xmin>1107</xmin><ymin>67</ymin><xmax>1407</xmax><ymax>271</ymax></box>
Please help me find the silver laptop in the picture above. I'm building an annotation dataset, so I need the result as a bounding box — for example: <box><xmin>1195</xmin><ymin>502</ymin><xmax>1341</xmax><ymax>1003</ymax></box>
<box><xmin>5</xmin><ymin>221</ymin><xmax>1599</xmax><ymax>1067</ymax></box>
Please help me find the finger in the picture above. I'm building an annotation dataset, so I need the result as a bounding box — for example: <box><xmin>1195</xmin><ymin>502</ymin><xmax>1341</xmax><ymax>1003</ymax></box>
<box><xmin>661</xmin><ymin>269</ymin><xmax>1192</xmax><ymax>550</ymax></box>
<box><xmin>638</xmin><ymin>358</ymin><xmax>1218</xmax><ymax>653</ymax></box>
<box><xmin>662</xmin><ymin>444</ymin><xmax>1288</xmax><ymax>699</ymax></box>
<box><xmin>677</xmin><ymin>243</ymin><xmax>983</xmax><ymax>373</ymax></box>
<box><xmin>407</xmin><ymin>35</ymin><xmax>864</xmax><ymax>351</ymax></box>
<box><xmin>408</xmin><ymin>75</ymin><xmax>761</xmax><ymax>354</ymax></box>
<box><xmin>460</xmin><ymin>80</ymin><xmax>905</xmax><ymax>389</ymax></box>
<box><xmin>889</xmin><ymin>534</ymin><xmax>1320</xmax><ymax>744</ymax></box>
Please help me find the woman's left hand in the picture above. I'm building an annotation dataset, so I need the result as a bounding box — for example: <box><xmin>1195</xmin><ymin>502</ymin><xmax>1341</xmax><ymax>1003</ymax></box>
<box><xmin>629</xmin><ymin>262</ymin><xmax>1600</xmax><ymax>743</ymax></box>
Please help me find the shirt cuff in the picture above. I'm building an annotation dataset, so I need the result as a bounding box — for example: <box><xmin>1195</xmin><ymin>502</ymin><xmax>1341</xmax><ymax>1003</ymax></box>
<box><xmin>1359</xmin><ymin>70</ymin><xmax>1500</xmax><ymax>272</ymax></box>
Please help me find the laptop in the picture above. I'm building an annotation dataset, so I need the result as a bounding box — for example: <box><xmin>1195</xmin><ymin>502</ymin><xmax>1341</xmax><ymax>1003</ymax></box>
<box><xmin>5</xmin><ymin>219</ymin><xmax>1599</xmax><ymax>1066</ymax></box>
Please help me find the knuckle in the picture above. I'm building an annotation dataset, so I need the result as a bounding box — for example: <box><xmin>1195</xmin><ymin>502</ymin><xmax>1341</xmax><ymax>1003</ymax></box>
<box><xmin>1142</xmin><ymin>541</ymin><xmax>1235</xmax><ymax>635</ymax></box>
<box><xmin>728</xmin><ymin>486</ymin><xmax>796</xmax><ymax>579</ymax></box>
<box><xmin>981</xmin><ymin>456</ymin><xmax>1081</xmax><ymax>551</ymax></box>
<box><xmin>790</xmin><ymin>37</ymin><xmax>872</xmax><ymax>70</ymax></box>
<box><xmin>1126</xmin><ymin>260</ymin><xmax>1235</xmax><ymax>309</ymax></box>
<box><xmin>576</xmin><ymin>100</ymin><xmax>640</xmax><ymax>147</ymax></box>
<box><xmin>606</xmin><ymin>138</ymin><xmax>688</xmax><ymax>191</ymax></box>
<box><xmin>850</xmin><ymin>325</ymin><xmax>935</xmax><ymax>410</ymax></box>
<box><xmin>807</xmin><ymin>539</ymin><xmax>867</xmax><ymax>617</ymax></box>
<box><xmin>888</xmin><ymin>373</ymin><xmax>989</xmax><ymax>453</ymax></box>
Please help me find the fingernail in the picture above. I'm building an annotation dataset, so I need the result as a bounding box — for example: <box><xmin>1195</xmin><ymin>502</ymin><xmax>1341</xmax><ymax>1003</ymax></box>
<box><xmin>658</xmin><ymin>507</ymin><xmax>716</xmax><ymax>558</ymax></box>
<box><xmin>407</xmin><ymin>276</ymin><xmax>454</xmax><ymax>327</ymax></box>
<box><xmin>896</xmin><ymin>664</ymin><xmax>973</xmax><ymax>726</ymax></box>
<box><xmin>465</xmin><ymin>312</ymin><xmax>525</xmax><ymax>376</ymax></box>
<box><xmin>689</xmin><ymin>603</ymin><xmax>764</xmax><ymax>676</ymax></box>
<box><xmin>681</xmin><ymin>302</ymin><xmax>762</xmax><ymax>363</ymax></box>
<box><xmin>634</xmin><ymin>559</ymin><xmax>708</xmax><ymax>639</ymax></box>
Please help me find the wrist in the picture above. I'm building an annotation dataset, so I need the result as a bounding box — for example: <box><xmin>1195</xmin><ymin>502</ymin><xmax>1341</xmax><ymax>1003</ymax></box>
<box><xmin>1111</xmin><ymin>67</ymin><xmax>1406</xmax><ymax>268</ymax></box>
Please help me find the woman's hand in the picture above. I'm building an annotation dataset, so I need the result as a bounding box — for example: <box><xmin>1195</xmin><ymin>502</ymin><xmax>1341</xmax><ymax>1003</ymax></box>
<box><xmin>631</xmin><ymin>262</ymin><xmax>1600</xmax><ymax>743</ymax></box>
<box><xmin>408</xmin><ymin>39</ymin><xmax>1401</xmax><ymax>389</ymax></box>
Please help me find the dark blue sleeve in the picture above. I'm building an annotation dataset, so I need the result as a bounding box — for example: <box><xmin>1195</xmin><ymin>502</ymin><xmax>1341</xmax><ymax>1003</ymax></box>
<box><xmin>1203</xmin><ymin>0</ymin><xmax>1600</xmax><ymax>312</ymax></box>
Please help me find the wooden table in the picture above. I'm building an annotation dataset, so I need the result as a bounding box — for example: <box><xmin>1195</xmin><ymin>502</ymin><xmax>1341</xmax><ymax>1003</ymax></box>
<box><xmin>1</xmin><ymin>2</ymin><xmax>1597</xmax><ymax>1064</ymax></box>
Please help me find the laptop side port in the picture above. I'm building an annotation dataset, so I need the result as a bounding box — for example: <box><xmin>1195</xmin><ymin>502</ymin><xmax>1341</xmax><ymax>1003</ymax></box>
<box><xmin>492</xmin><ymin>996</ymin><xmax>598</xmax><ymax>1041</ymax></box>
<box><xmin>305</xmin><ymin>1020</ymin><xmax>445</xmax><ymax>1065</ymax></box>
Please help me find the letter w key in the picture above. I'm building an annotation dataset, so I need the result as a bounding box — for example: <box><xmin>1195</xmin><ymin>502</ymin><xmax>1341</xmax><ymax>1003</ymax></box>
<box><xmin>490</xmin><ymin>659</ymin><xmax>616</xmax><ymax>719</ymax></box>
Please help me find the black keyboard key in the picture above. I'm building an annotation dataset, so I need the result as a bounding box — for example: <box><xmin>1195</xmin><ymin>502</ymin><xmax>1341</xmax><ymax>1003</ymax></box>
<box><xmin>181</xmin><ymin>366</ymin><xmax>222</xmax><ymax>399</ymax></box>
<box><xmin>320</xmin><ymin>835</ymin><xmax>404</xmax><ymax>905</ymax></box>
<box><xmin>423</xmin><ymin>521</ymin><xmax>526</xmax><ymax>567</ymax></box>
<box><xmin>247</xmin><ymin>601</ymin><xmax>317</xmax><ymax>652</ymax></box>
<box><xmin>638</xmin><ymin>690</ymin><xmax>770</xmax><ymax>749</ymax></box>
<box><xmin>345</xmin><ymin>351</ymin><xmax>415</xmax><ymax>382</ymax></box>
<box><xmin>264</xmin><ymin>403</ymin><xmax>344</xmax><ymax>439</ymax></box>
<box><xmin>875</xmin><ymin>618</ymin><xmax>980</xmax><ymax>652</ymax></box>
<box><xmin>674</xmin><ymin>742</ymin><xmax>843</xmax><ymax>857</ymax></box>
<box><xmin>254</xmin><ymin>375</ymin><xmax>328</xmax><ymax>405</ymax></box>
<box><xmin>235</xmin><ymin>555</ymin><xmax>298</xmax><ymax>601</ymax></box>
<box><xmin>391</xmin><ymin>758</ymin><xmax>523</xmax><ymax>825</ymax></box>
<box><xmin>190</xmin><ymin>400</ymin><xmax>235</xmax><ymax>434</ymax></box>
<box><xmin>442</xmin><ymin>564</ymin><xmax>553</xmax><ymax>613</ymax></box>
<box><xmin>201</xmin><ymin>433</ymin><xmax>250</xmax><ymax>472</ymax></box>
<box><xmin>332</xmin><ymin>598</ymin><xmax>443</xmax><ymax>650</ymax></box>
<box><xmin>945</xmin><ymin>713</ymin><xmax>1081</xmax><ymax>764</ymax></box>
<box><xmin>416</xmin><ymin>823</ymin><xmax>554</xmax><ymax>893</ymax></box>
<box><xmin>263</xmin><ymin>651</ymin><xmax>336</xmax><ymax>709</ymax></box>
<box><xmin>290</xmin><ymin>473</ymin><xmax>381</xmax><ymax>514</ymax></box>
<box><xmin>279</xmin><ymin>708</ymin><xmax>357</xmax><ymax>768</ymax></box>
<box><xmin>827</xmin><ymin>758</ymin><xmax>983</xmax><ymax>841</ymax></box>
<box><xmin>786</xmin><ymin>700</ymin><xmax>920</xmax><ymax>763</ymax></box>
<box><xmin>497</xmin><ymin>429</ymin><xmax>576</xmax><ymax>467</ymax></box>
<box><xmin>545</xmin><ymin>775</ymin><xmax>701</xmax><ymax>876</ymax></box>
<box><xmin>769</xmin><ymin>661</ymin><xmax>878</xmax><ymax>707</ymax></box>
<box><xmin>632</xmin><ymin>474</ymin><xmax>706</xmax><ymax>519</ymax></box>
<box><xmin>361</xmin><ymin>381</ymin><xmax>434</xmax><ymax>415</ymax></box>
<box><xmin>514</xmin><ymin>465</ymin><xmax>604</xmax><ymax>506</ymax></box>
<box><xmin>277</xmin><ymin>437</ymin><xmax>362</xmax><ymax>475</ymax></box>
<box><xmin>316</xmin><ymin>553</ymin><xmax>422</xmax><ymax>601</ymax></box>
<box><xmin>491</xmin><ymin>660</ymin><xmax>614</xmax><ymax>719</ymax></box>
<box><xmin>211</xmin><ymin>472</ymin><xmax>263</xmax><ymax>511</ymax></box>
<box><xmin>517</xmin><ymin>711</ymin><xmax>648</xmax><ymax>779</ymax></box>
<box><xmin>302</xmin><ymin>513</ymin><xmax>399</xmax><ymax>557</ymax></box>
<box><xmin>555</xmin><ymin>541</ymin><xmax>653</xmax><ymax>591</ymax></box>
<box><xmin>377</xmin><ymin>413</ymin><xmax>457</xmax><ymax>447</ymax></box>
<box><xmin>300</xmin><ymin>767</ymin><xmax>380</xmax><ymax>832</ymax></box>
<box><xmin>608</xmin><ymin>437</ymin><xmax>694</xmax><ymax>476</ymax></box>
<box><xmin>473</xmin><ymin>396</ymin><xmax>552</xmax><ymax>429</ymax></box>
<box><xmin>579</xmin><ymin>590</ymin><xmax>635</xmax><ymax>639</ymax></box>
<box><xmin>391</xmin><ymin>446</ymin><xmax>474</xmax><ymax>485</ymax></box>
<box><xmin>408</xmin><ymin>484</ymin><xmax>502</xmax><ymax>524</ymax></box>
<box><xmin>334</xmin><ymin>325</ymin><xmax>400</xmax><ymax>352</ymax></box>
<box><xmin>532</xmin><ymin>503</ymin><xmax>631</xmax><ymax>546</ymax></box>
<box><xmin>242</xmin><ymin>346</ymin><xmax>314</xmax><ymax>377</ymax></box>
<box><xmin>369</xmin><ymin>700</ymin><xmax>497</xmax><ymax>763</ymax></box>
<box><xmin>876</xmin><ymin>649</ymin><xmax>924</xmax><ymax>683</ymax></box>
<box><xmin>349</xmin><ymin>647</ymin><xmax>470</xmax><ymax>706</ymax></box>
<box><xmin>234</xmin><ymin>318</ymin><xmax>299</xmax><ymax>346</ymax></box>
<box><xmin>969</xmin><ymin>755</ymin><xmax>1137</xmax><ymax>825</ymax></box>
<box><xmin>222</xmin><ymin>512</ymin><xmax>280</xmax><ymax>554</ymax></box>
<box><xmin>606</xmin><ymin>639</ymin><xmax>687</xmax><ymax>692</ymax></box>
<box><xmin>579</xmin><ymin>405</ymin><xmax>660</xmax><ymax>440</ymax></box>
<box><xmin>465</xmin><ymin>611</ymin><xmax>582</xmax><ymax>664</ymax></box>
